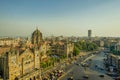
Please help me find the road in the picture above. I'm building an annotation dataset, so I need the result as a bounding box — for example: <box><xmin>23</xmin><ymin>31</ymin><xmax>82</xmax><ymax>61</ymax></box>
<box><xmin>59</xmin><ymin>52</ymin><xmax>113</xmax><ymax>80</ymax></box>
<box><xmin>88</xmin><ymin>51</ymin><xmax>107</xmax><ymax>74</ymax></box>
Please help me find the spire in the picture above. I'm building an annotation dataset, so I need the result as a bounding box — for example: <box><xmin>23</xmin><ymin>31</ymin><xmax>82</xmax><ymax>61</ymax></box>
<box><xmin>36</xmin><ymin>26</ymin><xmax>38</xmax><ymax>30</ymax></box>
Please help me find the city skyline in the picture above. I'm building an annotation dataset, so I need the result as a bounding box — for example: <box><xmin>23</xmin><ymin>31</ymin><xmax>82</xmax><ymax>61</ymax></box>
<box><xmin>0</xmin><ymin>0</ymin><xmax>120</xmax><ymax>37</ymax></box>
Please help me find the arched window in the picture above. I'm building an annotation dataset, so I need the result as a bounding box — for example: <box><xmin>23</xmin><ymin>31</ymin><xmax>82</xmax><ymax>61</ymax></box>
<box><xmin>14</xmin><ymin>77</ymin><xmax>18</xmax><ymax>80</ymax></box>
<box><xmin>30</xmin><ymin>78</ymin><xmax>32</xmax><ymax>80</ymax></box>
<box><xmin>33</xmin><ymin>76</ymin><xmax>36</xmax><ymax>80</ymax></box>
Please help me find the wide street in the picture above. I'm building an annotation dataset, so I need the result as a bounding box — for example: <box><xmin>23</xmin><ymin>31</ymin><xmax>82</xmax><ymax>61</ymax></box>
<box><xmin>88</xmin><ymin>51</ymin><xmax>107</xmax><ymax>74</ymax></box>
<box><xmin>59</xmin><ymin>51</ymin><xmax>113</xmax><ymax>80</ymax></box>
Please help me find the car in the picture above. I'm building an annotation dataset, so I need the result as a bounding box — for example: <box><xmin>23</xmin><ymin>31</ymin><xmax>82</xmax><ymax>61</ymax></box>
<box><xmin>83</xmin><ymin>75</ymin><xmax>89</xmax><ymax>79</ymax></box>
<box><xmin>85</xmin><ymin>63</ymin><xmax>89</xmax><ymax>67</ymax></box>
<box><xmin>76</xmin><ymin>63</ymin><xmax>81</xmax><ymax>66</ymax></box>
<box><xmin>100</xmin><ymin>68</ymin><xmax>104</xmax><ymax>70</ymax></box>
<box><xmin>95</xmin><ymin>64</ymin><xmax>98</xmax><ymax>67</ymax></box>
<box><xmin>99</xmin><ymin>74</ymin><xmax>104</xmax><ymax>77</ymax></box>
<box><xmin>81</xmin><ymin>62</ymin><xmax>85</xmax><ymax>66</ymax></box>
<box><xmin>67</xmin><ymin>76</ymin><xmax>74</xmax><ymax>80</ymax></box>
<box><xmin>115</xmin><ymin>76</ymin><xmax>120</xmax><ymax>80</ymax></box>
<box><xmin>89</xmin><ymin>59</ymin><xmax>92</xmax><ymax>61</ymax></box>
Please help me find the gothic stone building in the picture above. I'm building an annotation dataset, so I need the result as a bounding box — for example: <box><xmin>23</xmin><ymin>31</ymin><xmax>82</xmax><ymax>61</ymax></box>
<box><xmin>0</xmin><ymin>28</ymin><xmax>43</xmax><ymax>80</ymax></box>
<box><xmin>0</xmin><ymin>48</ymin><xmax>41</xmax><ymax>80</ymax></box>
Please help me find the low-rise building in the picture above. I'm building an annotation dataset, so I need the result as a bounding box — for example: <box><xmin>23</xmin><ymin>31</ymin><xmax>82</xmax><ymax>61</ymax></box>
<box><xmin>0</xmin><ymin>38</ymin><xmax>20</xmax><ymax>47</ymax></box>
<box><xmin>114</xmin><ymin>42</ymin><xmax>120</xmax><ymax>51</ymax></box>
<box><xmin>50</xmin><ymin>40</ymin><xmax>74</xmax><ymax>58</ymax></box>
<box><xmin>107</xmin><ymin>53</ymin><xmax>120</xmax><ymax>69</ymax></box>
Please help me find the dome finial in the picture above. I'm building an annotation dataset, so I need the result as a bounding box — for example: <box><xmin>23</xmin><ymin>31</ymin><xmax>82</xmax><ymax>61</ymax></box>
<box><xmin>36</xmin><ymin>26</ymin><xmax>38</xmax><ymax>30</ymax></box>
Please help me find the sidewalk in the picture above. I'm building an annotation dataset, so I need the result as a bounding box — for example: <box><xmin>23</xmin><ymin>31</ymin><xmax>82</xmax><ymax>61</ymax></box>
<box><xmin>82</xmin><ymin>54</ymin><xmax>95</xmax><ymax>63</ymax></box>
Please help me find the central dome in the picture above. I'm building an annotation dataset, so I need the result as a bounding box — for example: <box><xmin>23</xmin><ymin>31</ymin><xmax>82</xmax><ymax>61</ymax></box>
<box><xmin>31</xmin><ymin>28</ymin><xmax>42</xmax><ymax>45</ymax></box>
<box><xmin>32</xmin><ymin>28</ymin><xmax>41</xmax><ymax>36</ymax></box>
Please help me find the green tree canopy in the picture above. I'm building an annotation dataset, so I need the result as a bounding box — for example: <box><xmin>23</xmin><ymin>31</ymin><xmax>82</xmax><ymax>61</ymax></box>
<box><xmin>73</xmin><ymin>46</ymin><xmax>80</xmax><ymax>56</ymax></box>
<box><xmin>74</xmin><ymin>40</ymin><xmax>98</xmax><ymax>52</ymax></box>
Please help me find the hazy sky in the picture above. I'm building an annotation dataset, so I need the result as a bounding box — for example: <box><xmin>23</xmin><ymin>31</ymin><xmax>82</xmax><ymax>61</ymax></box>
<box><xmin>0</xmin><ymin>0</ymin><xmax>120</xmax><ymax>37</ymax></box>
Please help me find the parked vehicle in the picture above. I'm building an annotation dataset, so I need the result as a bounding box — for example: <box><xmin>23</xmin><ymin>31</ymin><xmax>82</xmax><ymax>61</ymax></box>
<box><xmin>83</xmin><ymin>75</ymin><xmax>89</xmax><ymax>79</ymax></box>
<box><xmin>67</xmin><ymin>76</ymin><xmax>74</xmax><ymax>80</ymax></box>
<box><xmin>99</xmin><ymin>74</ymin><xmax>104</xmax><ymax>77</ymax></box>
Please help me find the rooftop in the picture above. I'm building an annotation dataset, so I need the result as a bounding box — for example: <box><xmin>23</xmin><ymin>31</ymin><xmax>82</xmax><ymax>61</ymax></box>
<box><xmin>0</xmin><ymin>47</ymin><xmax>10</xmax><ymax>56</ymax></box>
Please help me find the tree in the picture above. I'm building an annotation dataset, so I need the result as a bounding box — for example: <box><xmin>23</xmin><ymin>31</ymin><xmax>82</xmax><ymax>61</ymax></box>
<box><xmin>74</xmin><ymin>41</ymin><xmax>98</xmax><ymax>52</ymax></box>
<box><xmin>110</xmin><ymin>45</ymin><xmax>115</xmax><ymax>51</ymax></box>
<box><xmin>73</xmin><ymin>46</ymin><xmax>80</xmax><ymax>56</ymax></box>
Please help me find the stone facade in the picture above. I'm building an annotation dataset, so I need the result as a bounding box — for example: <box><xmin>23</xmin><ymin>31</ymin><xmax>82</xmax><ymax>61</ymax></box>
<box><xmin>0</xmin><ymin>48</ymin><xmax>41</xmax><ymax>80</ymax></box>
<box><xmin>50</xmin><ymin>40</ymin><xmax>74</xmax><ymax>57</ymax></box>
<box><xmin>0</xmin><ymin>28</ymin><xmax>44</xmax><ymax>80</ymax></box>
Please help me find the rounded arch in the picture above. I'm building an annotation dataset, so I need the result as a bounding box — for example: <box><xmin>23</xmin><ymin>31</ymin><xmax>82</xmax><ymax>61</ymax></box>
<box><xmin>33</xmin><ymin>76</ymin><xmax>36</xmax><ymax>80</ymax></box>
<box><xmin>14</xmin><ymin>77</ymin><xmax>19</xmax><ymax>80</ymax></box>
<box><xmin>36</xmin><ymin>75</ymin><xmax>40</xmax><ymax>79</ymax></box>
<box><xmin>30</xmin><ymin>78</ymin><xmax>32</xmax><ymax>80</ymax></box>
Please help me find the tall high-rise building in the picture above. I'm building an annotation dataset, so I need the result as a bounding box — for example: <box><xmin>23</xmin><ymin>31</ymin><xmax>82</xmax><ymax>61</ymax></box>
<box><xmin>88</xmin><ymin>30</ymin><xmax>92</xmax><ymax>38</ymax></box>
